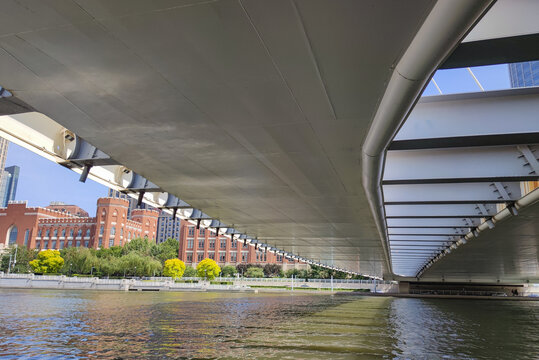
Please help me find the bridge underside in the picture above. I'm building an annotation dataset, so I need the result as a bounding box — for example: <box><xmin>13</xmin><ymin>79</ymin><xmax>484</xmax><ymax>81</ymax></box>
<box><xmin>1</xmin><ymin>0</ymin><xmax>538</xmax><ymax>282</ymax></box>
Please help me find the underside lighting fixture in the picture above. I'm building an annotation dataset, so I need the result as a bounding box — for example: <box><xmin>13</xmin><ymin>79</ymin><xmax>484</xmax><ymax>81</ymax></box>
<box><xmin>486</xmin><ymin>219</ymin><xmax>495</xmax><ymax>229</ymax></box>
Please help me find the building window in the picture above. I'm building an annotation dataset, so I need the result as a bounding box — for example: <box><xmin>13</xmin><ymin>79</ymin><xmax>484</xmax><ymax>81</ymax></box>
<box><xmin>188</xmin><ymin>227</ymin><xmax>195</xmax><ymax>237</ymax></box>
<box><xmin>197</xmin><ymin>252</ymin><xmax>204</xmax><ymax>262</ymax></box>
<box><xmin>36</xmin><ymin>241</ymin><xmax>41</xmax><ymax>249</ymax></box>
<box><xmin>209</xmin><ymin>239</ymin><xmax>215</xmax><ymax>249</ymax></box>
<box><xmin>84</xmin><ymin>240</ymin><xmax>89</xmax><ymax>247</ymax></box>
<box><xmin>76</xmin><ymin>240</ymin><xmax>81</xmax><ymax>247</ymax></box>
<box><xmin>69</xmin><ymin>229</ymin><xmax>74</xmax><ymax>237</ymax></box>
<box><xmin>8</xmin><ymin>225</ymin><xmax>18</xmax><ymax>245</ymax></box>
<box><xmin>231</xmin><ymin>240</ymin><xmax>237</xmax><ymax>249</ymax></box>
<box><xmin>45</xmin><ymin>229</ymin><xmax>50</xmax><ymax>238</ymax></box>
<box><xmin>186</xmin><ymin>254</ymin><xmax>193</xmax><ymax>262</ymax></box>
<box><xmin>86</xmin><ymin>229</ymin><xmax>91</xmax><ymax>237</ymax></box>
<box><xmin>43</xmin><ymin>241</ymin><xmax>48</xmax><ymax>249</ymax></box>
<box><xmin>199</xmin><ymin>228</ymin><xmax>205</xmax><ymax>236</ymax></box>
<box><xmin>24</xmin><ymin>229</ymin><xmax>30</xmax><ymax>247</ymax></box>
<box><xmin>187</xmin><ymin>239</ymin><xmax>194</xmax><ymax>249</ymax></box>
<box><xmin>110</xmin><ymin>227</ymin><xmax>116</xmax><ymax>236</ymax></box>
<box><xmin>128</xmin><ymin>231</ymin><xmax>131</xmax><ymax>240</ymax></box>
<box><xmin>242</xmin><ymin>242</ymin><xmax>248</xmax><ymax>249</ymax></box>
<box><xmin>59</xmin><ymin>241</ymin><xmax>64</xmax><ymax>249</ymax></box>
<box><xmin>68</xmin><ymin>240</ymin><xmax>73</xmax><ymax>247</ymax></box>
<box><xmin>51</xmin><ymin>241</ymin><xmax>56</xmax><ymax>249</ymax></box>
<box><xmin>100</xmin><ymin>226</ymin><xmax>104</xmax><ymax>235</ymax></box>
<box><xmin>61</xmin><ymin>229</ymin><xmax>66</xmax><ymax>237</ymax></box>
<box><xmin>109</xmin><ymin>239</ymin><xmax>114</xmax><ymax>247</ymax></box>
<box><xmin>230</xmin><ymin>252</ymin><xmax>237</xmax><ymax>262</ymax></box>
<box><xmin>77</xmin><ymin>229</ymin><xmax>82</xmax><ymax>238</ymax></box>
<box><xmin>102</xmin><ymin>209</ymin><xmax>106</xmax><ymax>217</ymax></box>
<box><xmin>119</xmin><ymin>239</ymin><xmax>122</xmax><ymax>246</ymax></box>
<box><xmin>220</xmin><ymin>238</ymin><xmax>226</xmax><ymax>249</ymax></box>
<box><xmin>208</xmin><ymin>252</ymin><xmax>215</xmax><ymax>260</ymax></box>
<box><xmin>219</xmin><ymin>252</ymin><xmax>226</xmax><ymax>262</ymax></box>
<box><xmin>121</xmin><ymin>228</ymin><xmax>124</xmax><ymax>237</ymax></box>
<box><xmin>113</xmin><ymin>210</ymin><xmax>117</xmax><ymax>217</ymax></box>
<box><xmin>98</xmin><ymin>238</ymin><xmax>103</xmax><ymax>248</ymax></box>
<box><xmin>53</xmin><ymin>229</ymin><xmax>58</xmax><ymax>238</ymax></box>
<box><xmin>198</xmin><ymin>238</ymin><xmax>204</xmax><ymax>248</ymax></box>
<box><xmin>241</xmin><ymin>251</ymin><xmax>248</xmax><ymax>263</ymax></box>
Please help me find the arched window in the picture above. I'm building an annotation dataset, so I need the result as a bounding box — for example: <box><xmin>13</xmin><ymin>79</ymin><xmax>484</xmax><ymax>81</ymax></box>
<box><xmin>7</xmin><ymin>225</ymin><xmax>18</xmax><ymax>245</ymax></box>
<box><xmin>24</xmin><ymin>229</ymin><xmax>30</xmax><ymax>246</ymax></box>
<box><xmin>110</xmin><ymin>227</ymin><xmax>116</xmax><ymax>235</ymax></box>
<box><xmin>86</xmin><ymin>229</ymin><xmax>91</xmax><ymax>237</ymax></box>
<box><xmin>128</xmin><ymin>231</ymin><xmax>131</xmax><ymax>240</ymax></box>
<box><xmin>100</xmin><ymin>225</ymin><xmax>104</xmax><ymax>235</ymax></box>
<box><xmin>113</xmin><ymin>210</ymin><xmax>118</xmax><ymax>217</ymax></box>
<box><xmin>102</xmin><ymin>209</ymin><xmax>106</xmax><ymax>217</ymax></box>
<box><xmin>61</xmin><ymin>229</ymin><xmax>66</xmax><ymax>237</ymax></box>
<box><xmin>45</xmin><ymin>229</ymin><xmax>50</xmax><ymax>238</ymax></box>
<box><xmin>69</xmin><ymin>229</ymin><xmax>74</xmax><ymax>237</ymax></box>
<box><xmin>77</xmin><ymin>229</ymin><xmax>82</xmax><ymax>238</ymax></box>
<box><xmin>53</xmin><ymin>229</ymin><xmax>58</xmax><ymax>237</ymax></box>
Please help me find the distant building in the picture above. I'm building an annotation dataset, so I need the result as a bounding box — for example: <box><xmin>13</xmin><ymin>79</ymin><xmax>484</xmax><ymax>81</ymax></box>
<box><xmin>47</xmin><ymin>201</ymin><xmax>89</xmax><ymax>217</ymax></box>
<box><xmin>0</xmin><ymin>165</ymin><xmax>19</xmax><ymax>207</ymax></box>
<box><xmin>107</xmin><ymin>189</ymin><xmax>151</xmax><ymax>219</ymax></box>
<box><xmin>508</xmin><ymin>61</ymin><xmax>539</xmax><ymax>88</ymax></box>
<box><xmin>156</xmin><ymin>211</ymin><xmax>181</xmax><ymax>244</ymax></box>
<box><xmin>178</xmin><ymin>222</ymin><xmax>307</xmax><ymax>270</ymax></box>
<box><xmin>0</xmin><ymin>197</ymin><xmax>159</xmax><ymax>251</ymax></box>
<box><xmin>0</xmin><ymin>138</ymin><xmax>7</xmax><ymax>171</ymax></box>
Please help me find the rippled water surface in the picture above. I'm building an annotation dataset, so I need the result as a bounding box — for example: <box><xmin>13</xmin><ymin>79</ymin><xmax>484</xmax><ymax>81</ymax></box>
<box><xmin>0</xmin><ymin>289</ymin><xmax>538</xmax><ymax>359</ymax></box>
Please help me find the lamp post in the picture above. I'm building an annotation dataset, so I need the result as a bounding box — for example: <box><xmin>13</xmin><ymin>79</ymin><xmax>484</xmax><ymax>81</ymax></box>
<box><xmin>90</xmin><ymin>266</ymin><xmax>95</xmax><ymax>276</ymax></box>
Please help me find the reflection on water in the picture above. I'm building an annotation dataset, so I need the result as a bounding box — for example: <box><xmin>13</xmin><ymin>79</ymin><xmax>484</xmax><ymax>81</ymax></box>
<box><xmin>0</xmin><ymin>289</ymin><xmax>537</xmax><ymax>359</ymax></box>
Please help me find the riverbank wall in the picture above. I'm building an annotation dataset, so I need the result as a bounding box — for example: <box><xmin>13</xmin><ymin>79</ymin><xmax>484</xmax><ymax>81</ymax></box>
<box><xmin>0</xmin><ymin>274</ymin><xmax>253</xmax><ymax>292</ymax></box>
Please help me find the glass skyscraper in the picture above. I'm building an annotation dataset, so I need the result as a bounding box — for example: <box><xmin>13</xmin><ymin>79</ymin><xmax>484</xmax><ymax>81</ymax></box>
<box><xmin>0</xmin><ymin>165</ymin><xmax>19</xmax><ymax>207</ymax></box>
<box><xmin>508</xmin><ymin>61</ymin><xmax>539</xmax><ymax>88</ymax></box>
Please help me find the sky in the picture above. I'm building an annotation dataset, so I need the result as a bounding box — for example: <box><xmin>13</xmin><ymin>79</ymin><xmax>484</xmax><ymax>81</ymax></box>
<box><xmin>3</xmin><ymin>64</ymin><xmax>511</xmax><ymax>216</ymax></box>
<box><xmin>5</xmin><ymin>143</ymin><xmax>107</xmax><ymax>215</ymax></box>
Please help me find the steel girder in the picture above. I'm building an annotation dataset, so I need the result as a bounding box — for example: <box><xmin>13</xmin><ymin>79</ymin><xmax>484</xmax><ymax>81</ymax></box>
<box><xmin>384</xmin><ymin>145</ymin><xmax>539</xmax><ymax>185</ymax></box>
<box><xmin>384</xmin><ymin>88</ymin><xmax>539</xmax><ymax>277</ymax></box>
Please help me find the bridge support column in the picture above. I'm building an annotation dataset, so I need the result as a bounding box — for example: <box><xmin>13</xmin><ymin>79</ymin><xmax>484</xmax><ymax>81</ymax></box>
<box><xmin>398</xmin><ymin>282</ymin><xmax>410</xmax><ymax>294</ymax></box>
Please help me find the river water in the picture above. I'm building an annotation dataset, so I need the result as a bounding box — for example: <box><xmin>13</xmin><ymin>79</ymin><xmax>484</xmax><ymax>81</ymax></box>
<box><xmin>0</xmin><ymin>289</ymin><xmax>537</xmax><ymax>359</ymax></box>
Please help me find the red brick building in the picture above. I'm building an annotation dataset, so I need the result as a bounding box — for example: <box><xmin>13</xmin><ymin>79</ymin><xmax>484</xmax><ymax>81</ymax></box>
<box><xmin>177</xmin><ymin>221</ymin><xmax>305</xmax><ymax>270</ymax></box>
<box><xmin>0</xmin><ymin>198</ymin><xmax>158</xmax><ymax>251</ymax></box>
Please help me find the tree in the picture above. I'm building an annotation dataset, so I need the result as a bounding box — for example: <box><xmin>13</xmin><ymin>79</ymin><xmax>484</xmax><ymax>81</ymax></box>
<box><xmin>0</xmin><ymin>246</ymin><xmax>37</xmax><ymax>273</ymax></box>
<box><xmin>196</xmin><ymin>258</ymin><xmax>221</xmax><ymax>280</ymax></box>
<box><xmin>60</xmin><ymin>247</ymin><xmax>99</xmax><ymax>275</ymax></box>
<box><xmin>183</xmin><ymin>266</ymin><xmax>196</xmax><ymax>277</ymax></box>
<box><xmin>98</xmin><ymin>256</ymin><xmax>121</xmax><ymax>277</ymax></box>
<box><xmin>236</xmin><ymin>264</ymin><xmax>250</xmax><ymax>276</ymax></box>
<box><xmin>118</xmin><ymin>252</ymin><xmax>162</xmax><ymax>277</ymax></box>
<box><xmin>263</xmin><ymin>264</ymin><xmax>282</xmax><ymax>277</ymax></box>
<box><xmin>285</xmin><ymin>268</ymin><xmax>301</xmax><ymax>278</ymax></box>
<box><xmin>220</xmin><ymin>265</ymin><xmax>236</xmax><ymax>277</ymax></box>
<box><xmin>163</xmin><ymin>258</ymin><xmax>185</xmax><ymax>279</ymax></box>
<box><xmin>246</xmin><ymin>266</ymin><xmax>264</xmax><ymax>278</ymax></box>
<box><xmin>30</xmin><ymin>250</ymin><xmax>64</xmax><ymax>274</ymax></box>
<box><xmin>151</xmin><ymin>238</ymin><xmax>179</xmax><ymax>264</ymax></box>
<box><xmin>122</xmin><ymin>237</ymin><xmax>153</xmax><ymax>256</ymax></box>
<box><xmin>96</xmin><ymin>246</ymin><xmax>123</xmax><ymax>259</ymax></box>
